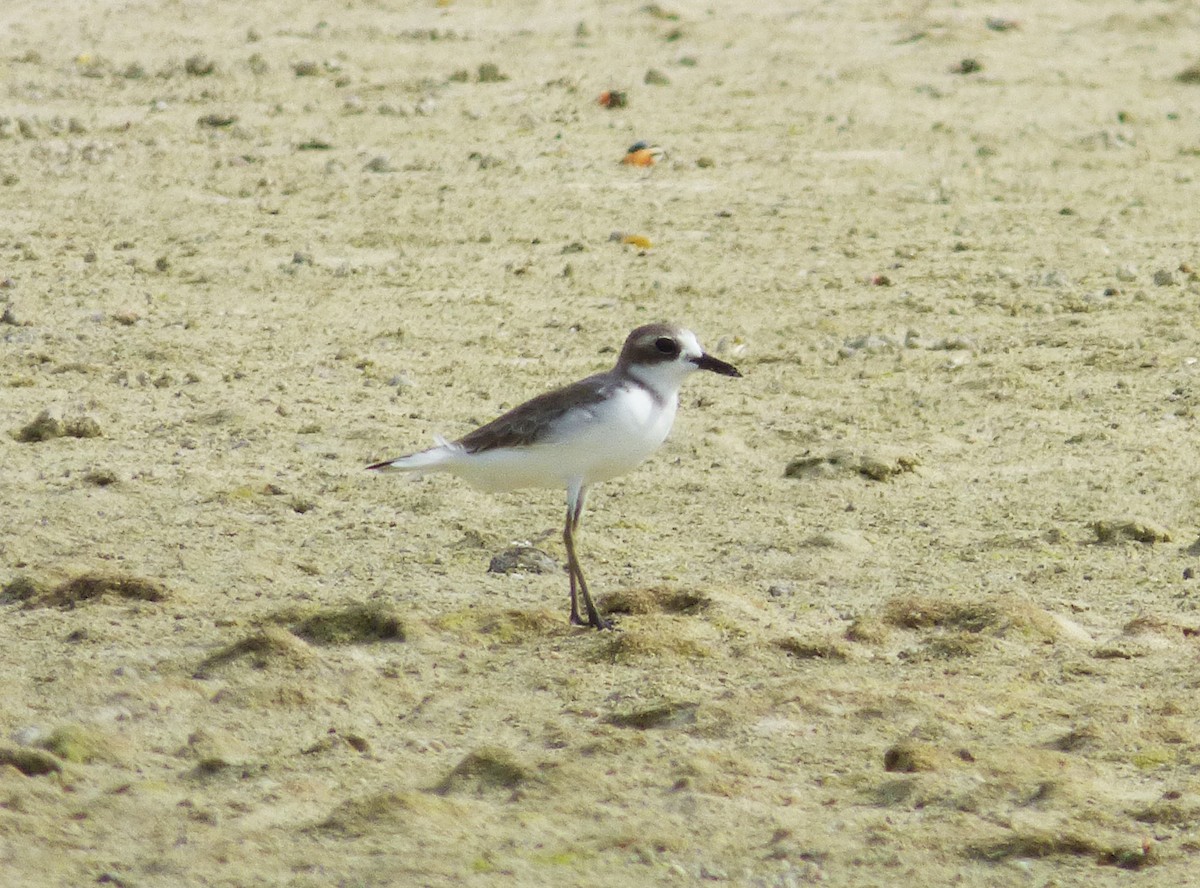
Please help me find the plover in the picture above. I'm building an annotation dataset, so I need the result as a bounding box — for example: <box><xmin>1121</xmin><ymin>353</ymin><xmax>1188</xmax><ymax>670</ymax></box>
<box><xmin>367</xmin><ymin>323</ymin><xmax>741</xmax><ymax>629</ymax></box>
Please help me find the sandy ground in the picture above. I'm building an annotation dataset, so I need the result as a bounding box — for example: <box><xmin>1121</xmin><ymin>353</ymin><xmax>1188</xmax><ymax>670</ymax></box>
<box><xmin>3</xmin><ymin>0</ymin><xmax>1200</xmax><ymax>885</ymax></box>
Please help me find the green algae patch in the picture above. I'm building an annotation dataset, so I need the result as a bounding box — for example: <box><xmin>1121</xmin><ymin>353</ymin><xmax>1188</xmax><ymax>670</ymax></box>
<box><xmin>433</xmin><ymin>747</ymin><xmax>534</xmax><ymax>796</ymax></box>
<box><xmin>433</xmin><ymin>607</ymin><xmax>561</xmax><ymax>643</ymax></box>
<box><xmin>883</xmin><ymin>739</ymin><xmax>947</xmax><ymax>774</ymax></box>
<box><xmin>599</xmin><ymin>586</ymin><xmax>712</xmax><ymax>616</ymax></box>
<box><xmin>775</xmin><ymin>635</ymin><xmax>850</xmax><ymax>661</ymax></box>
<box><xmin>604</xmin><ymin>701</ymin><xmax>699</xmax><ymax>731</ymax></box>
<box><xmin>194</xmin><ymin>626</ymin><xmax>316</xmax><ymax>677</ymax></box>
<box><xmin>1091</xmin><ymin>518</ymin><xmax>1171</xmax><ymax>544</ymax></box>
<box><xmin>1</xmin><ymin>575</ymin><xmax>48</xmax><ymax>603</ymax></box>
<box><xmin>36</xmin><ymin>572</ymin><xmax>168</xmax><ymax>608</ymax></box>
<box><xmin>882</xmin><ymin>593</ymin><xmax>1058</xmax><ymax>640</ymax></box>
<box><xmin>14</xmin><ymin>410</ymin><xmax>102</xmax><ymax>442</ymax></box>
<box><xmin>316</xmin><ymin>790</ymin><xmax>462</xmax><ymax>838</ymax></box>
<box><xmin>40</xmin><ymin>725</ymin><xmax>120</xmax><ymax>764</ymax></box>
<box><xmin>283</xmin><ymin>602</ymin><xmax>407</xmax><ymax>645</ymax></box>
<box><xmin>967</xmin><ymin>830</ymin><xmax>1156</xmax><ymax>869</ymax></box>
<box><xmin>0</xmin><ymin>745</ymin><xmax>63</xmax><ymax>776</ymax></box>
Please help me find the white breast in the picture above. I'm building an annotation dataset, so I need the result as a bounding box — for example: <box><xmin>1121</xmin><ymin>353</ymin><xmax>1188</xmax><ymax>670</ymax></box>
<box><xmin>447</xmin><ymin>384</ymin><xmax>678</xmax><ymax>491</ymax></box>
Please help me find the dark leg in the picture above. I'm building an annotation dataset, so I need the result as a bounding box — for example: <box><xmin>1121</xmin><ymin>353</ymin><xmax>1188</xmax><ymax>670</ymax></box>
<box><xmin>565</xmin><ymin>503</ymin><xmax>583</xmax><ymax>626</ymax></box>
<box><xmin>563</xmin><ymin>485</ymin><xmax>610</xmax><ymax>630</ymax></box>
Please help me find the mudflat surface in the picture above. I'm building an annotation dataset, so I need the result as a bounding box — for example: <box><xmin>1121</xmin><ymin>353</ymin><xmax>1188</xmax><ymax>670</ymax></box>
<box><xmin>3</xmin><ymin>1</ymin><xmax>1200</xmax><ymax>885</ymax></box>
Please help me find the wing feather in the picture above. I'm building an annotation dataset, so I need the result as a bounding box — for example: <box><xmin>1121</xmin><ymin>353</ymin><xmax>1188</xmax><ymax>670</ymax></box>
<box><xmin>455</xmin><ymin>373</ymin><xmax>615</xmax><ymax>453</ymax></box>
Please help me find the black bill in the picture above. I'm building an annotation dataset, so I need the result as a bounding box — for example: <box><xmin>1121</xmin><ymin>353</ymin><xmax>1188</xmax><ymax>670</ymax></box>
<box><xmin>693</xmin><ymin>353</ymin><xmax>742</xmax><ymax>377</ymax></box>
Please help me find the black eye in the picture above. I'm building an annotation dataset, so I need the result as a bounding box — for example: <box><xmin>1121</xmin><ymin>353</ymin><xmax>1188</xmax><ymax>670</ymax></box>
<box><xmin>654</xmin><ymin>336</ymin><xmax>679</xmax><ymax>355</ymax></box>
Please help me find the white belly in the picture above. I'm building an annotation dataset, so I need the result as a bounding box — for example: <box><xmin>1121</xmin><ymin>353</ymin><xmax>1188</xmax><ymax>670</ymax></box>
<box><xmin>449</xmin><ymin>386</ymin><xmax>677</xmax><ymax>491</ymax></box>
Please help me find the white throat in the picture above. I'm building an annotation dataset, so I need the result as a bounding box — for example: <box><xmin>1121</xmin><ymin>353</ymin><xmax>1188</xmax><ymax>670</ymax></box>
<box><xmin>624</xmin><ymin>360</ymin><xmax>692</xmax><ymax>407</ymax></box>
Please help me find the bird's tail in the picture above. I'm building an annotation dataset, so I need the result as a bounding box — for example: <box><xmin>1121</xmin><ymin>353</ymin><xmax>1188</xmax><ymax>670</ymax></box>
<box><xmin>366</xmin><ymin>436</ymin><xmax>460</xmax><ymax>476</ymax></box>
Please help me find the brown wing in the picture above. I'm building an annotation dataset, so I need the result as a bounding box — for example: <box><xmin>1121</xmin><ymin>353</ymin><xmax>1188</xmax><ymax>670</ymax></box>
<box><xmin>455</xmin><ymin>373</ymin><xmax>614</xmax><ymax>454</ymax></box>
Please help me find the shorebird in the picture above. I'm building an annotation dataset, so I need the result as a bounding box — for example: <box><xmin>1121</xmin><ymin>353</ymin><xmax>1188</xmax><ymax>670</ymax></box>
<box><xmin>368</xmin><ymin>323</ymin><xmax>741</xmax><ymax>629</ymax></box>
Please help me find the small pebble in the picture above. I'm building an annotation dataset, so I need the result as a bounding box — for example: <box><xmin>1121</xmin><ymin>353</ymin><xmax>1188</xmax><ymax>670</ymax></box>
<box><xmin>597</xmin><ymin>90</ymin><xmax>627</xmax><ymax>108</ymax></box>
<box><xmin>487</xmin><ymin>545</ymin><xmax>558</xmax><ymax>575</ymax></box>
<box><xmin>12</xmin><ymin>726</ymin><xmax>46</xmax><ymax>746</ymax></box>
<box><xmin>841</xmin><ymin>333</ymin><xmax>900</xmax><ymax>354</ymax></box>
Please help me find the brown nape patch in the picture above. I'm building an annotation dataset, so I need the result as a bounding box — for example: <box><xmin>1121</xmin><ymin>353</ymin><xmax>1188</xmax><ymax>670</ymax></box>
<box><xmin>881</xmin><ymin>594</ymin><xmax>1058</xmax><ymax>640</ymax></box>
<box><xmin>432</xmin><ymin>747</ymin><xmax>535</xmax><ymax>796</ymax></box>
<box><xmin>271</xmin><ymin>602</ymin><xmax>407</xmax><ymax>645</ymax></box>
<box><xmin>29</xmin><ymin>571</ymin><xmax>168</xmax><ymax>608</ymax></box>
<box><xmin>599</xmin><ymin>585</ymin><xmax>712</xmax><ymax>616</ymax></box>
<box><xmin>617</xmin><ymin>323</ymin><xmax>686</xmax><ymax>369</ymax></box>
<box><xmin>194</xmin><ymin>626</ymin><xmax>316</xmax><ymax>677</ymax></box>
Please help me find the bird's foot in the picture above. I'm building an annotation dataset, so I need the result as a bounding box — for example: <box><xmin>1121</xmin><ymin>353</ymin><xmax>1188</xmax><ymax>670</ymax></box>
<box><xmin>585</xmin><ymin>612</ymin><xmax>614</xmax><ymax>631</ymax></box>
<box><xmin>569</xmin><ymin>611</ymin><xmax>614</xmax><ymax>630</ymax></box>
